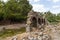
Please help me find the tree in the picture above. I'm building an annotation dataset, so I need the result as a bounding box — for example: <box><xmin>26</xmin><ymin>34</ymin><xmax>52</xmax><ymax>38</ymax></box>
<box><xmin>6</xmin><ymin>0</ymin><xmax>32</xmax><ymax>22</ymax></box>
<box><xmin>45</xmin><ymin>11</ymin><xmax>58</xmax><ymax>23</ymax></box>
<box><xmin>0</xmin><ymin>0</ymin><xmax>32</xmax><ymax>23</ymax></box>
<box><xmin>0</xmin><ymin>1</ymin><xmax>4</xmax><ymax>21</ymax></box>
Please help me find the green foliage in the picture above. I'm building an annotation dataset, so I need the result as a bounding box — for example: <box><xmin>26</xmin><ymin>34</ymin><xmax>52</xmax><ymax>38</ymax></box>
<box><xmin>0</xmin><ymin>0</ymin><xmax>32</xmax><ymax>22</ymax></box>
<box><xmin>0</xmin><ymin>27</ymin><xmax>26</xmax><ymax>38</ymax></box>
<box><xmin>44</xmin><ymin>11</ymin><xmax>60</xmax><ymax>24</ymax></box>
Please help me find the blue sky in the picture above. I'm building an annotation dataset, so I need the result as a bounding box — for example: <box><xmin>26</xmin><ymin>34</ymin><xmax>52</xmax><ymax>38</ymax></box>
<box><xmin>29</xmin><ymin>0</ymin><xmax>60</xmax><ymax>14</ymax></box>
<box><xmin>3</xmin><ymin>0</ymin><xmax>60</xmax><ymax>14</ymax></box>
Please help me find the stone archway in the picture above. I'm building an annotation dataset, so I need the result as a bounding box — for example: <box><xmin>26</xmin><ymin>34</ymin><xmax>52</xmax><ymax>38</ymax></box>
<box><xmin>41</xmin><ymin>18</ymin><xmax>46</xmax><ymax>25</ymax></box>
<box><xmin>31</xmin><ymin>17</ymin><xmax>37</xmax><ymax>28</ymax></box>
<box><xmin>38</xmin><ymin>18</ymin><xmax>42</xmax><ymax>25</ymax></box>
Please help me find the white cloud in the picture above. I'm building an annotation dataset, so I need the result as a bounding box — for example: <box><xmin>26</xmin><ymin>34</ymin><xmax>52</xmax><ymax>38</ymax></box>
<box><xmin>51</xmin><ymin>9</ymin><xmax>60</xmax><ymax>14</ymax></box>
<box><xmin>50</xmin><ymin>6</ymin><xmax>60</xmax><ymax>14</ymax></box>
<box><xmin>53</xmin><ymin>0</ymin><xmax>60</xmax><ymax>2</ymax></box>
<box><xmin>52</xmin><ymin>5</ymin><xmax>60</xmax><ymax>8</ymax></box>
<box><xmin>47</xmin><ymin>0</ymin><xmax>60</xmax><ymax>3</ymax></box>
<box><xmin>32</xmin><ymin>4</ymin><xmax>48</xmax><ymax>12</ymax></box>
<box><xmin>29</xmin><ymin>0</ymin><xmax>40</xmax><ymax>2</ymax></box>
<box><xmin>34</xmin><ymin>0</ymin><xmax>40</xmax><ymax>2</ymax></box>
<box><xmin>32</xmin><ymin>4</ymin><xmax>60</xmax><ymax>14</ymax></box>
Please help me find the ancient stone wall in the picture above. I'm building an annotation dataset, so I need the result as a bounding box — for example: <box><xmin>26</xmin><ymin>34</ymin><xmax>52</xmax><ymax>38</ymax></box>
<box><xmin>26</xmin><ymin>10</ymin><xmax>47</xmax><ymax>32</ymax></box>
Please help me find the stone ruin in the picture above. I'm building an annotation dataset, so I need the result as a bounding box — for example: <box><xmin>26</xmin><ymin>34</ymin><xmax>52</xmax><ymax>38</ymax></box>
<box><xmin>26</xmin><ymin>10</ymin><xmax>47</xmax><ymax>32</ymax></box>
<box><xmin>21</xmin><ymin>10</ymin><xmax>52</xmax><ymax>40</ymax></box>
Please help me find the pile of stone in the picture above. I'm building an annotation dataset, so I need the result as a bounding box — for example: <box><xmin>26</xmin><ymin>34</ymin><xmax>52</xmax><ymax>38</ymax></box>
<box><xmin>21</xmin><ymin>32</ymin><xmax>51</xmax><ymax>40</ymax></box>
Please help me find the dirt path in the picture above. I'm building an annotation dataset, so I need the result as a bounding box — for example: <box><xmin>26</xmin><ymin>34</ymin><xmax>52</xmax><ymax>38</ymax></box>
<box><xmin>0</xmin><ymin>23</ymin><xmax>26</xmax><ymax>30</ymax></box>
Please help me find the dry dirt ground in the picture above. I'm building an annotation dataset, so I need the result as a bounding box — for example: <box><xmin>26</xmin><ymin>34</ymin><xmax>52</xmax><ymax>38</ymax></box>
<box><xmin>0</xmin><ymin>23</ymin><xmax>26</xmax><ymax>30</ymax></box>
<box><xmin>0</xmin><ymin>24</ymin><xmax>60</xmax><ymax>40</ymax></box>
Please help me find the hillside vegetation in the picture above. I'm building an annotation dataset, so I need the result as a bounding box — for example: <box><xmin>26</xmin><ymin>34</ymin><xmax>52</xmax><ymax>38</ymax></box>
<box><xmin>40</xmin><ymin>11</ymin><xmax>60</xmax><ymax>24</ymax></box>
